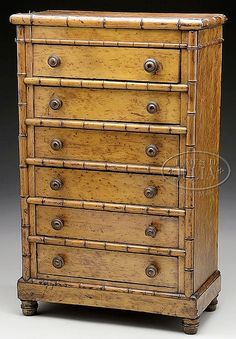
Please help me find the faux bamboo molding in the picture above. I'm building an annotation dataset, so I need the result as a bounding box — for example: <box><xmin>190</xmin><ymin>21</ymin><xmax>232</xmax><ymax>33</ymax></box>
<box><xmin>10</xmin><ymin>12</ymin><xmax>227</xmax><ymax>30</ymax></box>
<box><xmin>28</xmin><ymin>235</ymin><xmax>185</xmax><ymax>257</ymax></box>
<box><xmin>184</xmin><ymin>30</ymin><xmax>198</xmax><ymax>297</ymax></box>
<box><xmin>17</xmin><ymin>38</ymin><xmax>187</xmax><ymax>49</ymax></box>
<box><xmin>26</xmin><ymin>158</ymin><xmax>186</xmax><ymax>176</ymax></box>
<box><xmin>27</xmin><ymin>197</ymin><xmax>185</xmax><ymax>217</ymax></box>
<box><xmin>25</xmin><ymin>278</ymin><xmax>185</xmax><ymax>299</ymax></box>
<box><xmin>25</xmin><ymin>118</ymin><xmax>187</xmax><ymax>135</ymax></box>
<box><xmin>17</xmin><ymin>26</ymin><xmax>31</xmax><ymax>281</ymax></box>
<box><xmin>24</xmin><ymin>77</ymin><xmax>188</xmax><ymax>92</ymax></box>
<box><xmin>15</xmin><ymin>37</ymin><xmax>223</xmax><ymax>49</ymax></box>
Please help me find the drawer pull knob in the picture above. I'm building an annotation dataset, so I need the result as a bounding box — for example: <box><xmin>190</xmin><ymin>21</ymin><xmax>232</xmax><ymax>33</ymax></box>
<box><xmin>50</xmin><ymin>139</ymin><xmax>63</xmax><ymax>151</ymax></box>
<box><xmin>48</xmin><ymin>55</ymin><xmax>61</xmax><ymax>68</ymax></box>
<box><xmin>145</xmin><ymin>264</ymin><xmax>158</xmax><ymax>278</ymax></box>
<box><xmin>52</xmin><ymin>256</ymin><xmax>64</xmax><ymax>269</ymax></box>
<box><xmin>144</xmin><ymin>186</ymin><xmax>158</xmax><ymax>199</ymax></box>
<box><xmin>147</xmin><ymin>101</ymin><xmax>159</xmax><ymax>114</ymax></box>
<box><xmin>145</xmin><ymin>224</ymin><xmax>157</xmax><ymax>238</ymax></box>
<box><xmin>144</xmin><ymin>58</ymin><xmax>161</xmax><ymax>74</ymax></box>
<box><xmin>49</xmin><ymin>98</ymin><xmax>62</xmax><ymax>110</ymax></box>
<box><xmin>145</xmin><ymin>144</ymin><xmax>158</xmax><ymax>157</ymax></box>
<box><xmin>51</xmin><ymin>218</ymin><xmax>64</xmax><ymax>230</ymax></box>
<box><xmin>50</xmin><ymin>178</ymin><xmax>63</xmax><ymax>191</ymax></box>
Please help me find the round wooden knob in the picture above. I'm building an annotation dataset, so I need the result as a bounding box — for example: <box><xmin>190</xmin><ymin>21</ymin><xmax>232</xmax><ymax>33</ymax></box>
<box><xmin>49</xmin><ymin>98</ymin><xmax>62</xmax><ymax>110</ymax></box>
<box><xmin>48</xmin><ymin>55</ymin><xmax>61</xmax><ymax>68</ymax></box>
<box><xmin>51</xmin><ymin>218</ymin><xmax>64</xmax><ymax>230</ymax></box>
<box><xmin>145</xmin><ymin>224</ymin><xmax>157</xmax><ymax>238</ymax></box>
<box><xmin>52</xmin><ymin>256</ymin><xmax>64</xmax><ymax>269</ymax></box>
<box><xmin>145</xmin><ymin>264</ymin><xmax>158</xmax><ymax>278</ymax></box>
<box><xmin>145</xmin><ymin>144</ymin><xmax>158</xmax><ymax>157</ymax></box>
<box><xmin>144</xmin><ymin>58</ymin><xmax>161</xmax><ymax>74</ymax></box>
<box><xmin>144</xmin><ymin>186</ymin><xmax>158</xmax><ymax>199</ymax></box>
<box><xmin>50</xmin><ymin>178</ymin><xmax>63</xmax><ymax>191</ymax></box>
<box><xmin>50</xmin><ymin>139</ymin><xmax>63</xmax><ymax>151</ymax></box>
<box><xmin>146</xmin><ymin>101</ymin><xmax>159</xmax><ymax>114</ymax></box>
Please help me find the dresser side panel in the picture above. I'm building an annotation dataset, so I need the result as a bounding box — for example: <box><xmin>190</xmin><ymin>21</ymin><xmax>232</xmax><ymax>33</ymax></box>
<box><xmin>194</xmin><ymin>27</ymin><xmax>223</xmax><ymax>291</ymax></box>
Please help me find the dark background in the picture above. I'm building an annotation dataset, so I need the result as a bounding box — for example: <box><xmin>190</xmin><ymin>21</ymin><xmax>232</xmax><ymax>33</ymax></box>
<box><xmin>0</xmin><ymin>1</ymin><xmax>235</xmax><ymax>206</ymax></box>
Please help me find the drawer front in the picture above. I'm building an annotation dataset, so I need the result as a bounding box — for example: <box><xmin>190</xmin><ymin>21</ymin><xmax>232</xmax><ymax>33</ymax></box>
<box><xmin>32</xmin><ymin>26</ymin><xmax>182</xmax><ymax>45</ymax></box>
<box><xmin>35</xmin><ymin>127</ymin><xmax>179</xmax><ymax>167</ymax></box>
<box><xmin>37</xmin><ymin>244</ymin><xmax>178</xmax><ymax>288</ymax></box>
<box><xmin>35</xmin><ymin>167</ymin><xmax>178</xmax><ymax>207</ymax></box>
<box><xmin>34</xmin><ymin>86</ymin><xmax>181</xmax><ymax>124</ymax></box>
<box><xmin>33</xmin><ymin>45</ymin><xmax>180</xmax><ymax>83</ymax></box>
<box><xmin>36</xmin><ymin>206</ymin><xmax>179</xmax><ymax>248</ymax></box>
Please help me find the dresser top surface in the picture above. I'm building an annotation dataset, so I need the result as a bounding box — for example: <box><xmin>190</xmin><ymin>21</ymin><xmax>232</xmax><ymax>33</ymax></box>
<box><xmin>10</xmin><ymin>10</ymin><xmax>227</xmax><ymax>30</ymax></box>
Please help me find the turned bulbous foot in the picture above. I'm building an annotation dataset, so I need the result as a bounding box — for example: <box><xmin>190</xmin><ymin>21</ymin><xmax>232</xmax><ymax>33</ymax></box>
<box><xmin>182</xmin><ymin>317</ymin><xmax>200</xmax><ymax>335</ymax></box>
<box><xmin>205</xmin><ymin>296</ymin><xmax>218</xmax><ymax>312</ymax></box>
<box><xmin>21</xmin><ymin>300</ymin><xmax>38</xmax><ymax>316</ymax></box>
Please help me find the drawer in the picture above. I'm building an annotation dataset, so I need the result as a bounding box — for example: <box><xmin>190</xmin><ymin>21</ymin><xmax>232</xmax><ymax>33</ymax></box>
<box><xmin>33</xmin><ymin>45</ymin><xmax>180</xmax><ymax>83</ymax></box>
<box><xmin>34</xmin><ymin>86</ymin><xmax>181</xmax><ymax>124</ymax></box>
<box><xmin>35</xmin><ymin>127</ymin><xmax>179</xmax><ymax>167</ymax></box>
<box><xmin>36</xmin><ymin>206</ymin><xmax>180</xmax><ymax>248</ymax></box>
<box><xmin>35</xmin><ymin>167</ymin><xmax>178</xmax><ymax>207</ymax></box>
<box><xmin>37</xmin><ymin>244</ymin><xmax>178</xmax><ymax>289</ymax></box>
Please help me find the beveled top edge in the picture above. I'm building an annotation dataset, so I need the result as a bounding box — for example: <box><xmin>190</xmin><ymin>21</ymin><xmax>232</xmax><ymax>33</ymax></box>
<box><xmin>10</xmin><ymin>11</ymin><xmax>227</xmax><ymax>30</ymax></box>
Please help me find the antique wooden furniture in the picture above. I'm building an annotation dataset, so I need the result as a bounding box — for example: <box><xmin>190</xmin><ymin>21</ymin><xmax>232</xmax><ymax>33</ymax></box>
<box><xmin>10</xmin><ymin>11</ymin><xmax>226</xmax><ymax>334</ymax></box>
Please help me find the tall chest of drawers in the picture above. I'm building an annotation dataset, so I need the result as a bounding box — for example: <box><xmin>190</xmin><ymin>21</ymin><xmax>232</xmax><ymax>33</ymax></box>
<box><xmin>10</xmin><ymin>11</ymin><xmax>226</xmax><ymax>334</ymax></box>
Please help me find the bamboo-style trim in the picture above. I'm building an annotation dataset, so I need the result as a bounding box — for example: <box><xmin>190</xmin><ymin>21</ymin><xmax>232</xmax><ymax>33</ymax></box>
<box><xmin>27</xmin><ymin>197</ymin><xmax>186</xmax><ymax>217</ymax></box>
<box><xmin>25</xmin><ymin>118</ymin><xmax>187</xmax><ymax>135</ymax></box>
<box><xmin>24</xmin><ymin>77</ymin><xmax>188</xmax><ymax>92</ymax></box>
<box><xmin>26</xmin><ymin>158</ymin><xmax>186</xmax><ymax>176</ymax></box>
<box><xmin>28</xmin><ymin>235</ymin><xmax>185</xmax><ymax>257</ymax></box>
<box><xmin>16</xmin><ymin>38</ymin><xmax>187</xmax><ymax>49</ymax></box>
<box><xmin>184</xmin><ymin>30</ymin><xmax>198</xmax><ymax>297</ymax></box>
<box><xmin>16</xmin><ymin>37</ymin><xmax>224</xmax><ymax>50</ymax></box>
<box><xmin>188</xmin><ymin>38</ymin><xmax>224</xmax><ymax>50</ymax></box>
<box><xmin>17</xmin><ymin>26</ymin><xmax>31</xmax><ymax>281</ymax></box>
<box><xmin>23</xmin><ymin>278</ymin><xmax>186</xmax><ymax>299</ymax></box>
<box><xmin>10</xmin><ymin>12</ymin><xmax>227</xmax><ymax>30</ymax></box>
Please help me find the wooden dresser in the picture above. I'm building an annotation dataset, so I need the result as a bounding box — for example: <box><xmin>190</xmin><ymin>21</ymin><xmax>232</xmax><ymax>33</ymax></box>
<box><xmin>10</xmin><ymin>11</ymin><xmax>226</xmax><ymax>334</ymax></box>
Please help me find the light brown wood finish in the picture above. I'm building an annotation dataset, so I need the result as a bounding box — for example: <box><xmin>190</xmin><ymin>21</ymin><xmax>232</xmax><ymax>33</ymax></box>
<box><xmin>11</xmin><ymin>11</ymin><xmax>225</xmax><ymax>335</ymax></box>
<box><xmin>25</xmin><ymin>77</ymin><xmax>188</xmax><ymax>92</ymax></box>
<box><xmin>35</xmin><ymin>127</ymin><xmax>180</xmax><ymax>166</ymax></box>
<box><xmin>34</xmin><ymin>86</ymin><xmax>182</xmax><ymax>124</ymax></box>
<box><xmin>28</xmin><ymin>197</ymin><xmax>185</xmax><ymax>217</ymax></box>
<box><xmin>36</xmin><ymin>205</ymin><xmax>180</xmax><ymax>248</ymax></box>
<box><xmin>193</xmin><ymin>27</ymin><xmax>223</xmax><ymax>292</ymax></box>
<box><xmin>32</xmin><ymin>26</ymin><xmax>182</xmax><ymax>44</ymax></box>
<box><xmin>10</xmin><ymin>11</ymin><xmax>227</xmax><ymax>30</ymax></box>
<box><xmin>37</xmin><ymin>244</ymin><xmax>178</xmax><ymax>288</ymax></box>
<box><xmin>35</xmin><ymin>167</ymin><xmax>179</xmax><ymax>207</ymax></box>
<box><xmin>33</xmin><ymin>45</ymin><xmax>180</xmax><ymax>83</ymax></box>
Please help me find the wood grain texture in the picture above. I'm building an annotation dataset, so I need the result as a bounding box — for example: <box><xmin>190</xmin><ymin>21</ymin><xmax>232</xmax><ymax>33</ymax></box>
<box><xmin>193</xmin><ymin>27</ymin><xmax>222</xmax><ymax>292</ymax></box>
<box><xmin>35</xmin><ymin>167</ymin><xmax>179</xmax><ymax>207</ymax></box>
<box><xmin>28</xmin><ymin>197</ymin><xmax>185</xmax><ymax>217</ymax></box>
<box><xmin>35</xmin><ymin>127</ymin><xmax>180</xmax><ymax>167</ymax></box>
<box><xmin>37</xmin><ymin>244</ymin><xmax>178</xmax><ymax>288</ymax></box>
<box><xmin>34</xmin><ymin>86</ymin><xmax>181</xmax><ymax>124</ymax></box>
<box><xmin>33</xmin><ymin>45</ymin><xmax>180</xmax><ymax>83</ymax></box>
<box><xmin>32</xmin><ymin>26</ymin><xmax>182</xmax><ymax>44</ymax></box>
<box><xmin>10</xmin><ymin>11</ymin><xmax>227</xmax><ymax>30</ymax></box>
<box><xmin>36</xmin><ymin>205</ymin><xmax>180</xmax><ymax>248</ymax></box>
<box><xmin>26</xmin><ymin>158</ymin><xmax>185</xmax><ymax>176</ymax></box>
<box><xmin>25</xmin><ymin>77</ymin><xmax>188</xmax><ymax>92</ymax></box>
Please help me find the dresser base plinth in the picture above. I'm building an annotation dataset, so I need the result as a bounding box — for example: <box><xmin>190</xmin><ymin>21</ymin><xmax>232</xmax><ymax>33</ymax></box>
<box><xmin>17</xmin><ymin>272</ymin><xmax>220</xmax><ymax>334</ymax></box>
